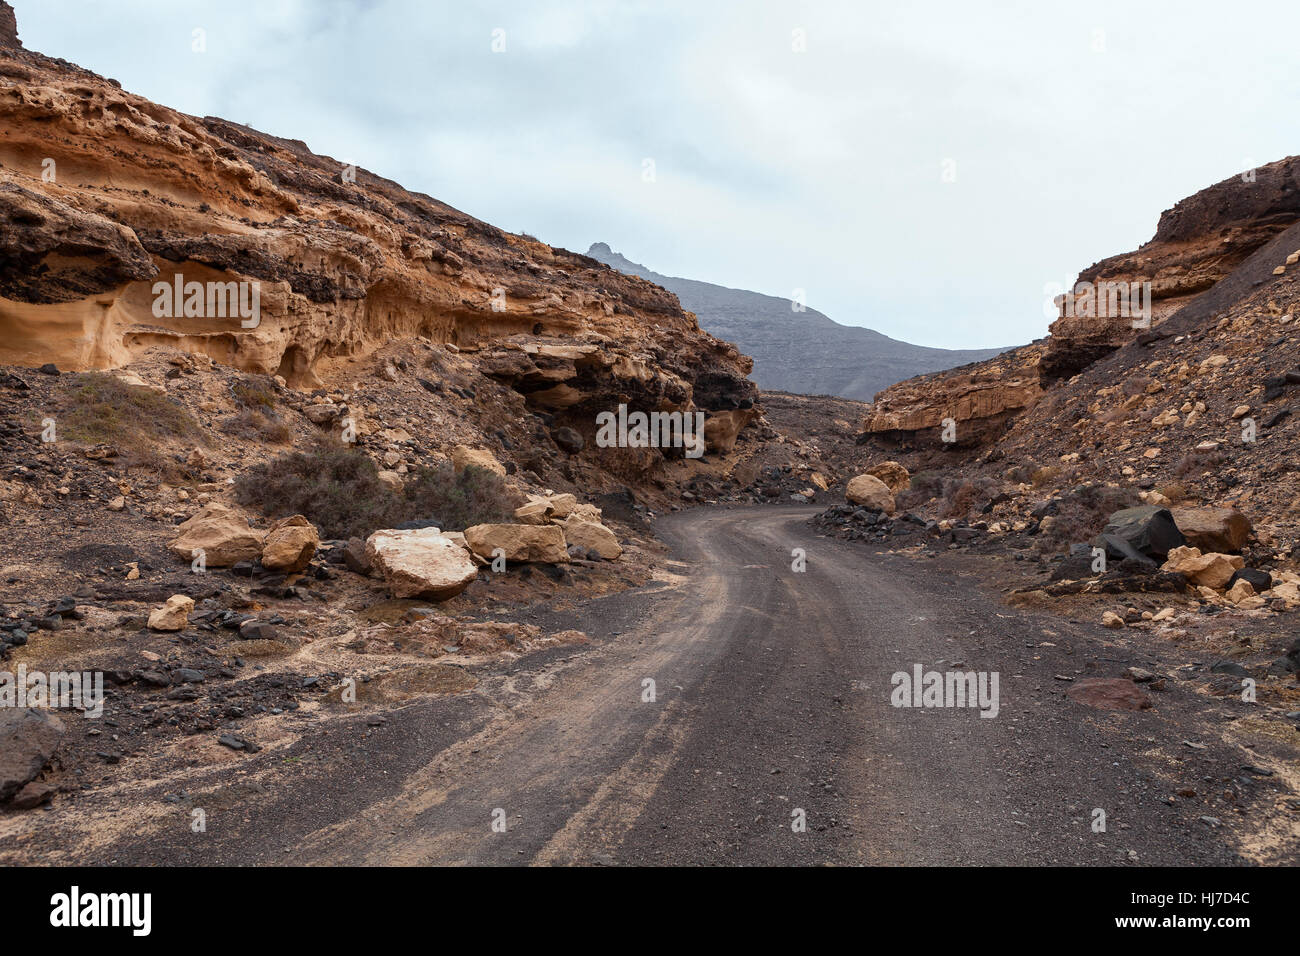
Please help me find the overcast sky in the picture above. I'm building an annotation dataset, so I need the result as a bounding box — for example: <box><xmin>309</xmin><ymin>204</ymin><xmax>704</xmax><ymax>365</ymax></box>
<box><xmin>14</xmin><ymin>1</ymin><xmax>1299</xmax><ymax>348</ymax></box>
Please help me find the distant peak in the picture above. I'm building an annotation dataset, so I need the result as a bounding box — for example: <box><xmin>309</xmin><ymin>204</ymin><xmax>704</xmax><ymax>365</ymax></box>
<box><xmin>586</xmin><ymin>242</ymin><xmax>649</xmax><ymax>276</ymax></box>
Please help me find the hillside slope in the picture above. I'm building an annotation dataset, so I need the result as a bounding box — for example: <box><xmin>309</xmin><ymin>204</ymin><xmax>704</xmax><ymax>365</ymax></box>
<box><xmin>852</xmin><ymin>155</ymin><xmax>1300</xmax><ymax>566</ymax></box>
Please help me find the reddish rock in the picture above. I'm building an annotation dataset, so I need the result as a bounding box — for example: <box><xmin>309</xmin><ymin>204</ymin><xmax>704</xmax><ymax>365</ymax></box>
<box><xmin>1067</xmin><ymin>678</ymin><xmax>1153</xmax><ymax>712</ymax></box>
<box><xmin>1171</xmin><ymin>507</ymin><xmax>1252</xmax><ymax>554</ymax></box>
<box><xmin>0</xmin><ymin>2</ymin><xmax>18</xmax><ymax>50</ymax></box>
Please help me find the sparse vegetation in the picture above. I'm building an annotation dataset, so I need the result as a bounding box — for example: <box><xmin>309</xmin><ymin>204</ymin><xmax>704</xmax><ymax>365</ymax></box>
<box><xmin>1120</xmin><ymin>375</ymin><xmax>1152</xmax><ymax>397</ymax></box>
<box><xmin>1003</xmin><ymin>462</ymin><xmax>1040</xmax><ymax>485</ymax></box>
<box><xmin>939</xmin><ymin>476</ymin><xmax>999</xmax><ymax>519</ymax></box>
<box><xmin>231</xmin><ymin>376</ymin><xmax>279</xmax><ymax>409</ymax></box>
<box><xmin>402</xmin><ymin>460</ymin><xmax>515</xmax><ymax>531</ymax></box>
<box><xmin>896</xmin><ymin>471</ymin><xmax>944</xmax><ymax>510</ymax></box>
<box><xmin>1156</xmin><ymin>481</ymin><xmax>1189</xmax><ymax>504</ymax></box>
<box><xmin>234</xmin><ymin>444</ymin><xmax>513</xmax><ymax>539</ymax></box>
<box><xmin>1030</xmin><ymin>465</ymin><xmax>1061</xmax><ymax>488</ymax></box>
<box><xmin>1174</xmin><ymin>446</ymin><xmax>1229</xmax><ymax>477</ymax></box>
<box><xmin>58</xmin><ymin>372</ymin><xmax>202</xmax><ymax>478</ymax></box>
<box><xmin>225</xmin><ymin>375</ymin><xmax>290</xmax><ymax>443</ymax></box>
<box><xmin>1036</xmin><ymin>483</ymin><xmax>1142</xmax><ymax>551</ymax></box>
<box><xmin>222</xmin><ymin>408</ymin><xmax>293</xmax><ymax>445</ymax></box>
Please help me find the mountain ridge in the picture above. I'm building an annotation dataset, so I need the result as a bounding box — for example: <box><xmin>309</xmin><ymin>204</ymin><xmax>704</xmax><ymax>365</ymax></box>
<box><xmin>585</xmin><ymin>241</ymin><xmax>1012</xmax><ymax>402</ymax></box>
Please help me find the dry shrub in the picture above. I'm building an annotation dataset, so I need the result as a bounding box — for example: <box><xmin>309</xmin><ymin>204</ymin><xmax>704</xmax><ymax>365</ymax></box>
<box><xmin>1004</xmin><ymin>462</ymin><xmax>1039</xmax><ymax>485</ymax></box>
<box><xmin>234</xmin><ymin>444</ymin><xmax>513</xmax><ymax>539</ymax></box>
<box><xmin>231</xmin><ymin>376</ymin><xmax>279</xmax><ymax>409</ymax></box>
<box><xmin>59</xmin><ymin>372</ymin><xmax>202</xmax><ymax>479</ymax></box>
<box><xmin>940</xmin><ymin>476</ymin><xmax>999</xmax><ymax>519</ymax></box>
<box><xmin>1174</xmin><ymin>447</ymin><xmax>1229</xmax><ymax>477</ymax></box>
<box><xmin>1030</xmin><ymin>465</ymin><xmax>1061</xmax><ymax>488</ymax></box>
<box><xmin>1156</xmin><ymin>481</ymin><xmax>1189</xmax><ymax>504</ymax></box>
<box><xmin>223</xmin><ymin>408</ymin><xmax>292</xmax><ymax>444</ymax></box>
<box><xmin>896</xmin><ymin>471</ymin><xmax>945</xmax><ymax>510</ymax></box>
<box><xmin>1037</xmin><ymin>483</ymin><xmax>1141</xmax><ymax>551</ymax></box>
<box><xmin>1121</xmin><ymin>375</ymin><xmax>1152</xmax><ymax>397</ymax></box>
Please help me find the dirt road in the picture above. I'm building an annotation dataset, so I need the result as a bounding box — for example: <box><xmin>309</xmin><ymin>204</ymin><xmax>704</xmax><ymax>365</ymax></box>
<box><xmin>15</xmin><ymin>506</ymin><xmax>1281</xmax><ymax>865</ymax></box>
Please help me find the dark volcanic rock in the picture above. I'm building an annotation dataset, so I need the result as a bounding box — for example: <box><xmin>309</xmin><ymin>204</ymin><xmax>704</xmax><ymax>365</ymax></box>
<box><xmin>1092</xmin><ymin>506</ymin><xmax>1185</xmax><ymax>560</ymax></box>
<box><xmin>0</xmin><ymin>708</ymin><xmax>65</xmax><ymax>802</ymax></box>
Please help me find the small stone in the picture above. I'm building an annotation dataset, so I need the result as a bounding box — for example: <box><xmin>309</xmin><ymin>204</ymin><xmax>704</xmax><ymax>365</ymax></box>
<box><xmin>147</xmin><ymin>594</ymin><xmax>194</xmax><ymax>632</ymax></box>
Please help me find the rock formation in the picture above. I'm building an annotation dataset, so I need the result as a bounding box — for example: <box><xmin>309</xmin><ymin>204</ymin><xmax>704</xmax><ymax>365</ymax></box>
<box><xmin>863</xmin><ymin>343</ymin><xmax>1044</xmax><ymax>446</ymax></box>
<box><xmin>365</xmin><ymin>528</ymin><xmax>479</xmax><ymax>600</ymax></box>
<box><xmin>0</xmin><ymin>13</ymin><xmax>756</xmax><ymax>456</ymax></box>
<box><xmin>862</xmin><ymin>155</ymin><xmax>1300</xmax><ymax>460</ymax></box>
<box><xmin>1040</xmin><ymin>157</ymin><xmax>1300</xmax><ymax>381</ymax></box>
<box><xmin>0</xmin><ymin>2</ymin><xmax>18</xmax><ymax>50</ymax></box>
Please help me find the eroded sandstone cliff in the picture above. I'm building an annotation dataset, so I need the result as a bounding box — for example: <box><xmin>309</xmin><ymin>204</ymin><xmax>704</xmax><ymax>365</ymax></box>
<box><xmin>865</xmin><ymin>155</ymin><xmax>1300</xmax><ymax>449</ymax></box>
<box><xmin>0</xmin><ymin>2</ymin><xmax>755</xmax><ymax>439</ymax></box>
<box><xmin>1040</xmin><ymin>156</ymin><xmax>1300</xmax><ymax>381</ymax></box>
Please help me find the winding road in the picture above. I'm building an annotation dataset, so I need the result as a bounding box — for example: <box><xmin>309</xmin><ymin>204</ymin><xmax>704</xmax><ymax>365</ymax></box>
<box><xmin>63</xmin><ymin>507</ymin><xmax>1258</xmax><ymax>866</ymax></box>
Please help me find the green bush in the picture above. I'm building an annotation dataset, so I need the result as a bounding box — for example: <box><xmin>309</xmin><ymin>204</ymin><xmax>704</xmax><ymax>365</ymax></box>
<box><xmin>234</xmin><ymin>445</ymin><xmax>512</xmax><ymax>539</ymax></box>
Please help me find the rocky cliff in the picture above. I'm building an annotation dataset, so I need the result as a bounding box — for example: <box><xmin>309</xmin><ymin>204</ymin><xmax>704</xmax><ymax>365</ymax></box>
<box><xmin>0</xmin><ymin>4</ymin><xmax>754</xmax><ymax>438</ymax></box>
<box><xmin>865</xmin><ymin>156</ymin><xmax>1300</xmax><ymax>450</ymax></box>
<box><xmin>853</xmin><ymin>156</ymin><xmax>1300</xmax><ymax>567</ymax></box>
<box><xmin>1040</xmin><ymin>156</ymin><xmax>1300</xmax><ymax>381</ymax></box>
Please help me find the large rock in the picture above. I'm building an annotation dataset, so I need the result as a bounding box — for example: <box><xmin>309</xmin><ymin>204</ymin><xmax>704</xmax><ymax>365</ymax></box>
<box><xmin>845</xmin><ymin>473</ymin><xmax>895</xmax><ymax>513</ymax></box>
<box><xmin>864</xmin><ymin>345</ymin><xmax>1044</xmax><ymax>445</ymax></box>
<box><xmin>1171</xmin><ymin>507</ymin><xmax>1252</xmax><ymax>554</ymax></box>
<box><xmin>561</xmin><ymin>519</ymin><xmax>622</xmax><ymax>559</ymax></box>
<box><xmin>1161</xmin><ymin>546</ymin><xmax>1243</xmax><ymax>590</ymax></box>
<box><xmin>567</xmin><ymin>502</ymin><xmax>602</xmax><ymax>523</ymax></box>
<box><xmin>865</xmin><ymin>461</ymin><xmax>910</xmax><ymax>495</ymax></box>
<box><xmin>0</xmin><ymin>708</ymin><xmax>65</xmax><ymax>803</ymax></box>
<box><xmin>464</xmin><ymin>524</ymin><xmax>569</xmax><ymax>564</ymax></box>
<box><xmin>552</xmin><ymin>427</ymin><xmax>584</xmax><ymax>454</ymax></box>
<box><xmin>539</xmin><ymin>493</ymin><xmax>578</xmax><ymax>519</ymax></box>
<box><xmin>1066</xmin><ymin>678</ymin><xmax>1153</xmax><ymax>711</ymax></box>
<box><xmin>365</xmin><ymin>528</ymin><xmax>479</xmax><ymax>600</ymax></box>
<box><xmin>148</xmin><ymin>594</ymin><xmax>194</xmax><ymax>631</ymax></box>
<box><xmin>1092</xmin><ymin>506</ymin><xmax>1185</xmax><ymax>560</ymax></box>
<box><xmin>518</xmin><ymin>492</ymin><xmax>581</xmax><ymax>525</ymax></box>
<box><xmin>703</xmin><ymin>409</ymin><xmax>758</xmax><ymax>454</ymax></box>
<box><xmin>167</xmin><ymin>503</ymin><xmax>265</xmax><ymax>567</ymax></box>
<box><xmin>514</xmin><ymin>500</ymin><xmax>551</xmax><ymax>525</ymax></box>
<box><xmin>451</xmin><ymin>445</ymin><xmax>506</xmax><ymax>477</ymax></box>
<box><xmin>261</xmin><ymin>515</ymin><xmax>320</xmax><ymax>572</ymax></box>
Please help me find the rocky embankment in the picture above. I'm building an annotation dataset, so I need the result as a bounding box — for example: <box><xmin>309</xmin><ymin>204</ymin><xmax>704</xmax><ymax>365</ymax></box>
<box><xmin>816</xmin><ymin>159</ymin><xmax>1300</xmax><ymax>744</ymax></box>
<box><xmin>851</xmin><ymin>155</ymin><xmax>1300</xmax><ymax>566</ymax></box>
